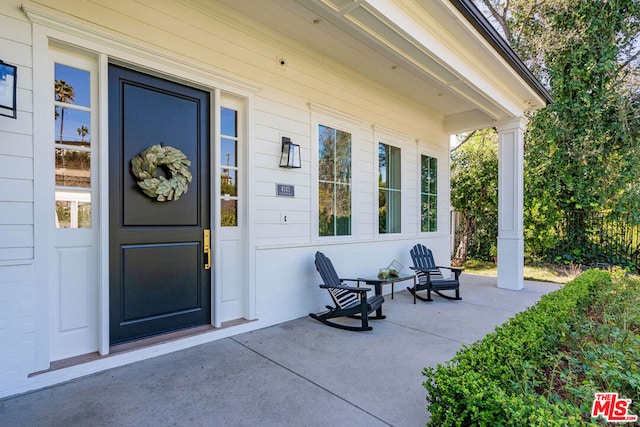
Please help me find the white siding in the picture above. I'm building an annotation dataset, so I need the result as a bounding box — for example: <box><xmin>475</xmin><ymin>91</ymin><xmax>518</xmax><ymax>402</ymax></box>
<box><xmin>254</xmin><ymin>237</ymin><xmax>451</xmax><ymax>326</ymax></box>
<box><xmin>0</xmin><ymin>7</ymin><xmax>34</xmax><ymax>264</ymax></box>
<box><xmin>0</xmin><ymin>265</ymin><xmax>36</xmax><ymax>397</ymax></box>
<box><xmin>0</xmin><ymin>0</ymin><xmax>455</xmax><ymax>398</ymax></box>
<box><xmin>0</xmin><ymin>2</ymin><xmax>38</xmax><ymax>399</ymax></box>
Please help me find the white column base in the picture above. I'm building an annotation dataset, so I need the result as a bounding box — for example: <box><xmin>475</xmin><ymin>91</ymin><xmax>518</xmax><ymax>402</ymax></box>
<box><xmin>497</xmin><ymin>236</ymin><xmax>524</xmax><ymax>290</ymax></box>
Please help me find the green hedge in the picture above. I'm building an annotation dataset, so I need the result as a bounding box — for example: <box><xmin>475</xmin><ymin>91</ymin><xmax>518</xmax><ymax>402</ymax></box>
<box><xmin>423</xmin><ymin>269</ymin><xmax>612</xmax><ymax>426</ymax></box>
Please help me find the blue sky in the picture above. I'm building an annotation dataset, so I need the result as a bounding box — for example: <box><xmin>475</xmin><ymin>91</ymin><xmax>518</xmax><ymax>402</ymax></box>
<box><xmin>55</xmin><ymin>63</ymin><xmax>91</xmax><ymax>144</ymax></box>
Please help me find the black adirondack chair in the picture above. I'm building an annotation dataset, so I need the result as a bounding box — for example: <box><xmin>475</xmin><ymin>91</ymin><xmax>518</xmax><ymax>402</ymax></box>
<box><xmin>407</xmin><ymin>244</ymin><xmax>462</xmax><ymax>303</ymax></box>
<box><xmin>309</xmin><ymin>251</ymin><xmax>385</xmax><ymax>331</ymax></box>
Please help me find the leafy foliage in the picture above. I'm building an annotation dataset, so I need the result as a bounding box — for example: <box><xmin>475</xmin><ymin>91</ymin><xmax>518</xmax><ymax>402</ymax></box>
<box><xmin>524</xmin><ymin>0</ymin><xmax>640</xmax><ymax>260</ymax></box>
<box><xmin>526</xmin><ymin>1</ymin><xmax>640</xmax><ymax>205</ymax></box>
<box><xmin>131</xmin><ymin>144</ymin><xmax>192</xmax><ymax>201</ymax></box>
<box><xmin>471</xmin><ymin>0</ymin><xmax>640</xmax><ymax>263</ymax></box>
<box><xmin>422</xmin><ymin>269</ymin><xmax>638</xmax><ymax>426</ymax></box>
<box><xmin>450</xmin><ymin>129</ymin><xmax>499</xmax><ymax>262</ymax></box>
<box><xmin>54</xmin><ymin>79</ymin><xmax>76</xmax><ymax>144</ymax></box>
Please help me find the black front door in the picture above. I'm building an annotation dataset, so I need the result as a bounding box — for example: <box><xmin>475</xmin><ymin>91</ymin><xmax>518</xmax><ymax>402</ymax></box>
<box><xmin>108</xmin><ymin>65</ymin><xmax>211</xmax><ymax>345</ymax></box>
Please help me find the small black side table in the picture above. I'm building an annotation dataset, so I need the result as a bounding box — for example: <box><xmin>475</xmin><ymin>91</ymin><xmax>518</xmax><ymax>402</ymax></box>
<box><xmin>357</xmin><ymin>274</ymin><xmax>416</xmax><ymax>318</ymax></box>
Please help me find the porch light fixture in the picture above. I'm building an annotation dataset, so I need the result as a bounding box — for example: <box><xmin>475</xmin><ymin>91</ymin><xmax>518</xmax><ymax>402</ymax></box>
<box><xmin>0</xmin><ymin>60</ymin><xmax>17</xmax><ymax>119</ymax></box>
<box><xmin>279</xmin><ymin>137</ymin><xmax>301</xmax><ymax>168</ymax></box>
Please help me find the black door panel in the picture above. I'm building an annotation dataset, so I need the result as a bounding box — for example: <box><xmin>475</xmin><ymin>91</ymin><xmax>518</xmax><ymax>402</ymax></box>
<box><xmin>109</xmin><ymin>65</ymin><xmax>211</xmax><ymax>344</ymax></box>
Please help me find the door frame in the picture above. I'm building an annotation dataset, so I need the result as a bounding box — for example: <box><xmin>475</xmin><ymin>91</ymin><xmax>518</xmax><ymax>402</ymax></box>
<box><xmin>216</xmin><ymin>94</ymin><xmax>249</xmax><ymax>323</ymax></box>
<box><xmin>28</xmin><ymin>7</ymin><xmax>258</xmax><ymax>369</ymax></box>
<box><xmin>101</xmin><ymin>67</ymin><xmax>255</xmax><ymax>351</ymax></box>
<box><xmin>107</xmin><ymin>64</ymin><xmax>213</xmax><ymax>344</ymax></box>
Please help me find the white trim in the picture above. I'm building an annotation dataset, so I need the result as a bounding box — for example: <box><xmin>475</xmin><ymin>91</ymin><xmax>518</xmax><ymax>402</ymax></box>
<box><xmin>336</xmin><ymin>0</ymin><xmax>512</xmax><ymax>118</ymax></box>
<box><xmin>212</xmin><ymin>89</ymin><xmax>221</xmax><ymax>328</ymax></box>
<box><xmin>308</xmin><ymin>102</ymin><xmax>363</xmax><ymax>128</ymax></box>
<box><xmin>31</xmin><ymin>23</ymin><xmax>52</xmax><ymax>373</ymax></box>
<box><xmin>0</xmin><ymin>260</ymin><xmax>34</xmax><ymax>267</ymax></box>
<box><xmin>24</xmin><ymin>3</ymin><xmax>261</xmax><ymax>363</ymax></box>
<box><xmin>244</xmin><ymin>95</ymin><xmax>257</xmax><ymax>321</ymax></box>
<box><xmin>97</xmin><ymin>53</ymin><xmax>109</xmax><ymax>356</ymax></box>
<box><xmin>216</xmin><ymin>94</ymin><xmax>252</xmax><ymax>324</ymax></box>
<box><xmin>415</xmin><ymin>137</ymin><xmax>445</xmax><ymax>153</ymax></box>
<box><xmin>438</xmin><ymin>1</ymin><xmax>548</xmax><ymax>110</ymax></box>
<box><xmin>48</xmin><ymin>45</ymin><xmax>100</xmax><ymax>362</ymax></box>
<box><xmin>495</xmin><ymin>117</ymin><xmax>526</xmax><ymax>291</ymax></box>
<box><xmin>32</xmin><ymin>30</ymin><xmax>103</xmax><ymax>368</ymax></box>
<box><xmin>371</xmin><ymin>123</ymin><xmax>411</xmax><ymax>142</ymax></box>
<box><xmin>372</xmin><ymin>125</ymin><xmax>411</xmax><ymax>239</ymax></box>
<box><xmin>416</xmin><ymin>141</ymin><xmax>447</xmax><ymax>236</ymax></box>
<box><xmin>253</xmin><ymin>234</ymin><xmax>451</xmax><ymax>251</ymax></box>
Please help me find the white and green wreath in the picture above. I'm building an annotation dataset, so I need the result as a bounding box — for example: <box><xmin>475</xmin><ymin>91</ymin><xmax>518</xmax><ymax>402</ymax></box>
<box><xmin>131</xmin><ymin>144</ymin><xmax>192</xmax><ymax>201</ymax></box>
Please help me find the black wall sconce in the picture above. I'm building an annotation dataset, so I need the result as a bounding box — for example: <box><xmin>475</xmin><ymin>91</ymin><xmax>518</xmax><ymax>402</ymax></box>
<box><xmin>279</xmin><ymin>137</ymin><xmax>301</xmax><ymax>168</ymax></box>
<box><xmin>0</xmin><ymin>60</ymin><xmax>17</xmax><ymax>119</ymax></box>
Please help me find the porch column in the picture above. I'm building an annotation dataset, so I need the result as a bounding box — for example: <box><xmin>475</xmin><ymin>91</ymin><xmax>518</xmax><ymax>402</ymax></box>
<box><xmin>496</xmin><ymin>117</ymin><xmax>527</xmax><ymax>290</ymax></box>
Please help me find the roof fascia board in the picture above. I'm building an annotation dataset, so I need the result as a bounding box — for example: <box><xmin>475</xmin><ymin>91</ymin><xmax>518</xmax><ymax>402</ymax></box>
<box><xmin>448</xmin><ymin>0</ymin><xmax>553</xmax><ymax>104</ymax></box>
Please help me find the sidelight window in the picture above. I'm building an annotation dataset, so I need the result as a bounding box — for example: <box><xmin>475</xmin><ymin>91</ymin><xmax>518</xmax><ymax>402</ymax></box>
<box><xmin>220</xmin><ymin>107</ymin><xmax>239</xmax><ymax>226</ymax></box>
<box><xmin>54</xmin><ymin>62</ymin><xmax>93</xmax><ymax>228</ymax></box>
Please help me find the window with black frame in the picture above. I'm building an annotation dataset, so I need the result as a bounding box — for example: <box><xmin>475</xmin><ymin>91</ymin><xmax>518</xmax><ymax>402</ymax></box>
<box><xmin>379</xmin><ymin>142</ymin><xmax>401</xmax><ymax>234</ymax></box>
<box><xmin>420</xmin><ymin>154</ymin><xmax>438</xmax><ymax>232</ymax></box>
<box><xmin>318</xmin><ymin>124</ymin><xmax>351</xmax><ymax>237</ymax></box>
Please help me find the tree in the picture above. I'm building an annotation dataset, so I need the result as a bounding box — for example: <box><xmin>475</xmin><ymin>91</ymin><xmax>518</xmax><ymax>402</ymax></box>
<box><xmin>54</xmin><ymin>79</ymin><xmax>76</xmax><ymax>144</ymax></box>
<box><xmin>77</xmin><ymin>125</ymin><xmax>89</xmax><ymax>142</ymax></box>
<box><xmin>474</xmin><ymin>0</ymin><xmax>640</xmax><ymax>261</ymax></box>
<box><xmin>450</xmin><ymin>128</ymin><xmax>499</xmax><ymax>263</ymax></box>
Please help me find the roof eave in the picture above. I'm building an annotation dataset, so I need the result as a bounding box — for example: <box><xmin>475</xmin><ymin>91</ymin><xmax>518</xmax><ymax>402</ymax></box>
<box><xmin>449</xmin><ymin>0</ymin><xmax>553</xmax><ymax>105</ymax></box>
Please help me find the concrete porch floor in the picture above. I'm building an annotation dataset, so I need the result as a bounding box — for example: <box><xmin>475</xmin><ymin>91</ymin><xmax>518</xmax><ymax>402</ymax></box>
<box><xmin>0</xmin><ymin>274</ymin><xmax>561</xmax><ymax>427</ymax></box>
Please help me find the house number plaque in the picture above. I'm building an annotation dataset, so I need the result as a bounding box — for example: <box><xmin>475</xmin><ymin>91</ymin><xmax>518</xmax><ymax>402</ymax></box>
<box><xmin>276</xmin><ymin>183</ymin><xmax>295</xmax><ymax>197</ymax></box>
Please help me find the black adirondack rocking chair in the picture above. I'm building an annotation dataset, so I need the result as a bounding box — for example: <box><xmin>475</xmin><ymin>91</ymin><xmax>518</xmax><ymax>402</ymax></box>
<box><xmin>309</xmin><ymin>251</ymin><xmax>385</xmax><ymax>331</ymax></box>
<box><xmin>407</xmin><ymin>244</ymin><xmax>462</xmax><ymax>303</ymax></box>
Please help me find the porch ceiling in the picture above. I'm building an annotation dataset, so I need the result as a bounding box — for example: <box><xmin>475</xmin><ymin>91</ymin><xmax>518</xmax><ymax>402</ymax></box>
<box><xmin>202</xmin><ymin>0</ymin><xmax>544</xmax><ymax>133</ymax></box>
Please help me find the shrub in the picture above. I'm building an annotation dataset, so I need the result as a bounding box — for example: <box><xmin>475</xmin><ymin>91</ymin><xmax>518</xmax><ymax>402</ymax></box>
<box><xmin>423</xmin><ymin>269</ymin><xmax>612</xmax><ymax>426</ymax></box>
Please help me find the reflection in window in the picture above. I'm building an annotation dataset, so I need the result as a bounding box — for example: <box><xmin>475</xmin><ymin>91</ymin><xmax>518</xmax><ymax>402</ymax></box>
<box><xmin>379</xmin><ymin>143</ymin><xmax>401</xmax><ymax>234</ymax></box>
<box><xmin>55</xmin><ymin>191</ymin><xmax>91</xmax><ymax>229</ymax></box>
<box><xmin>221</xmin><ymin>199</ymin><xmax>237</xmax><ymax>227</ymax></box>
<box><xmin>421</xmin><ymin>155</ymin><xmax>438</xmax><ymax>232</ymax></box>
<box><xmin>318</xmin><ymin>124</ymin><xmax>351</xmax><ymax>236</ymax></box>
<box><xmin>55</xmin><ymin>109</ymin><xmax>91</xmax><ymax>146</ymax></box>
<box><xmin>55</xmin><ymin>148</ymin><xmax>91</xmax><ymax>188</ymax></box>
<box><xmin>221</xmin><ymin>108</ymin><xmax>239</xmax><ymax>226</ymax></box>
<box><xmin>220</xmin><ymin>168</ymin><xmax>237</xmax><ymax>197</ymax></box>
<box><xmin>54</xmin><ymin>64</ymin><xmax>90</xmax><ymax>107</ymax></box>
<box><xmin>54</xmin><ymin>63</ymin><xmax>92</xmax><ymax>228</ymax></box>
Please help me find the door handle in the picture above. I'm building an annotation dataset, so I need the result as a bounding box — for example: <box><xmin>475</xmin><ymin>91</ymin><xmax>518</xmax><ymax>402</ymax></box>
<box><xmin>203</xmin><ymin>229</ymin><xmax>211</xmax><ymax>270</ymax></box>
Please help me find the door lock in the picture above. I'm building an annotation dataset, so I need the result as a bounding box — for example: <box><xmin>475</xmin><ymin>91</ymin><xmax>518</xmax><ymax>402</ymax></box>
<box><xmin>203</xmin><ymin>229</ymin><xmax>211</xmax><ymax>270</ymax></box>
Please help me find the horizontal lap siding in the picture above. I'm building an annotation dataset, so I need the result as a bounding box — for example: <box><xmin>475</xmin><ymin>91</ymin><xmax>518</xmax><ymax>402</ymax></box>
<box><xmin>0</xmin><ymin>3</ymin><xmax>37</xmax><ymax>399</ymax></box>
<box><xmin>253</xmin><ymin>99</ymin><xmax>310</xmax><ymax>245</ymax></box>
<box><xmin>40</xmin><ymin>0</ymin><xmax>443</xmax><ymax>134</ymax></box>
<box><xmin>0</xmin><ymin>263</ymin><xmax>36</xmax><ymax>397</ymax></box>
<box><xmin>255</xmin><ymin>237</ymin><xmax>451</xmax><ymax>325</ymax></box>
<box><xmin>0</xmin><ymin>8</ymin><xmax>35</xmax><ymax>265</ymax></box>
<box><xmin>0</xmin><ymin>0</ymin><xmax>454</xmax><ymax>397</ymax></box>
